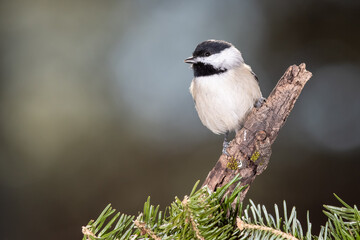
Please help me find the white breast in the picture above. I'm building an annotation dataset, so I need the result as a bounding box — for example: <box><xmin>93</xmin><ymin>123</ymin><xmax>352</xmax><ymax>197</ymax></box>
<box><xmin>189</xmin><ymin>64</ymin><xmax>261</xmax><ymax>135</ymax></box>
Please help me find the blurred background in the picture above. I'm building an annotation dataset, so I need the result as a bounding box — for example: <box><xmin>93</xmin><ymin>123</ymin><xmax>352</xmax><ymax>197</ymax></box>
<box><xmin>1</xmin><ymin>0</ymin><xmax>360</xmax><ymax>239</ymax></box>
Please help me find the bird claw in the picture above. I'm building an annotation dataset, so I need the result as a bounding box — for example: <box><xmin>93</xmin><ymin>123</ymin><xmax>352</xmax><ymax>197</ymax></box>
<box><xmin>254</xmin><ymin>97</ymin><xmax>266</xmax><ymax>108</ymax></box>
<box><xmin>222</xmin><ymin>140</ymin><xmax>230</xmax><ymax>156</ymax></box>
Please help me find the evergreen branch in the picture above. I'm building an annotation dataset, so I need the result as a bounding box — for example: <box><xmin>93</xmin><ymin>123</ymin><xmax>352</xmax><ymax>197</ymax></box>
<box><xmin>81</xmin><ymin>204</ymin><xmax>135</xmax><ymax>240</ymax></box>
<box><xmin>237</xmin><ymin>218</ymin><xmax>299</xmax><ymax>240</ymax></box>
<box><xmin>182</xmin><ymin>195</ymin><xmax>205</xmax><ymax>240</ymax></box>
<box><xmin>81</xmin><ymin>176</ymin><xmax>359</xmax><ymax>240</ymax></box>
<box><xmin>238</xmin><ymin>200</ymin><xmax>310</xmax><ymax>240</ymax></box>
<box><xmin>82</xmin><ymin>225</ymin><xmax>97</xmax><ymax>240</ymax></box>
<box><xmin>319</xmin><ymin>194</ymin><xmax>360</xmax><ymax>240</ymax></box>
<box><xmin>134</xmin><ymin>219</ymin><xmax>161</xmax><ymax>240</ymax></box>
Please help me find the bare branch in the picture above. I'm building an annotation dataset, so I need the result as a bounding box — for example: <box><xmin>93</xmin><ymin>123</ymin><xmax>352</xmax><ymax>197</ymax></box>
<box><xmin>202</xmin><ymin>63</ymin><xmax>312</xmax><ymax>201</ymax></box>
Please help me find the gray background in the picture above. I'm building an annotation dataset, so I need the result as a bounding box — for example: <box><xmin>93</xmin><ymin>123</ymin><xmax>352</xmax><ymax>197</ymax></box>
<box><xmin>1</xmin><ymin>1</ymin><xmax>359</xmax><ymax>239</ymax></box>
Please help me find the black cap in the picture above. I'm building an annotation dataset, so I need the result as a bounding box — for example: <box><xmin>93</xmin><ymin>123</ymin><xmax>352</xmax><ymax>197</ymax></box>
<box><xmin>192</xmin><ymin>40</ymin><xmax>232</xmax><ymax>58</ymax></box>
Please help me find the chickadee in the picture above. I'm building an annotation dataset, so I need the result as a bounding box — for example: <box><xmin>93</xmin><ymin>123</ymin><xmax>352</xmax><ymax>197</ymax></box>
<box><xmin>185</xmin><ymin>39</ymin><xmax>264</xmax><ymax>155</ymax></box>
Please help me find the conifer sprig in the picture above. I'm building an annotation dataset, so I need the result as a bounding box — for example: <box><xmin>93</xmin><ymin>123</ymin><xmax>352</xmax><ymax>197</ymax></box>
<box><xmin>82</xmin><ymin>177</ymin><xmax>359</xmax><ymax>240</ymax></box>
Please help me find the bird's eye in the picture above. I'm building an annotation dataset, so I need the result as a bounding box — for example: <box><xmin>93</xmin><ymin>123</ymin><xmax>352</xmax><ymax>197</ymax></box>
<box><xmin>205</xmin><ymin>52</ymin><xmax>210</xmax><ymax>57</ymax></box>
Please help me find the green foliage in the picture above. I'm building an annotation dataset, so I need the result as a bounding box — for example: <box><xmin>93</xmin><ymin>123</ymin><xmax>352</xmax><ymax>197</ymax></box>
<box><xmin>82</xmin><ymin>177</ymin><xmax>359</xmax><ymax>240</ymax></box>
<box><xmin>82</xmin><ymin>204</ymin><xmax>135</xmax><ymax>240</ymax></box>
<box><xmin>316</xmin><ymin>194</ymin><xmax>360</xmax><ymax>240</ymax></box>
<box><xmin>238</xmin><ymin>200</ymin><xmax>312</xmax><ymax>239</ymax></box>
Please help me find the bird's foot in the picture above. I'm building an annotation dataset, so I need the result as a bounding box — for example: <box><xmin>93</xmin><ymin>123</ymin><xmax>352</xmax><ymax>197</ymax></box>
<box><xmin>222</xmin><ymin>140</ymin><xmax>230</xmax><ymax>156</ymax></box>
<box><xmin>254</xmin><ymin>97</ymin><xmax>266</xmax><ymax>108</ymax></box>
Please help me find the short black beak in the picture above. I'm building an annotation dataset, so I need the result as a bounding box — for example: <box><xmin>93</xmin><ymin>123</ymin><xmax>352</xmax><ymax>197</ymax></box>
<box><xmin>184</xmin><ymin>56</ymin><xmax>196</xmax><ymax>64</ymax></box>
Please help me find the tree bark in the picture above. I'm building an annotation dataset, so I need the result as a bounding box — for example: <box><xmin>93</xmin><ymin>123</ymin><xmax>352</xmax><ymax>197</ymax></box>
<box><xmin>202</xmin><ymin>63</ymin><xmax>312</xmax><ymax>201</ymax></box>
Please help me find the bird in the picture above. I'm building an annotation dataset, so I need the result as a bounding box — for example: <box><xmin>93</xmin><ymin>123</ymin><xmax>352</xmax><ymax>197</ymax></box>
<box><xmin>184</xmin><ymin>39</ymin><xmax>264</xmax><ymax>155</ymax></box>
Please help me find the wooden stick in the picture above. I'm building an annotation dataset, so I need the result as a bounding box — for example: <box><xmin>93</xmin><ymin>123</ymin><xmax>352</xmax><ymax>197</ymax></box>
<box><xmin>202</xmin><ymin>63</ymin><xmax>312</xmax><ymax>201</ymax></box>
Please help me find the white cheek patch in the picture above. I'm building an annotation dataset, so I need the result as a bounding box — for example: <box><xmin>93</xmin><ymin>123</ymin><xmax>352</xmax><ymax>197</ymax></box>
<box><xmin>196</xmin><ymin>46</ymin><xmax>244</xmax><ymax>70</ymax></box>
